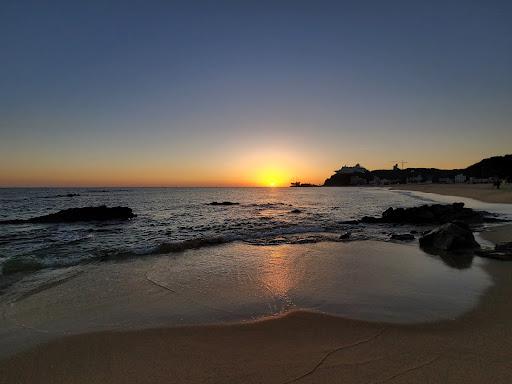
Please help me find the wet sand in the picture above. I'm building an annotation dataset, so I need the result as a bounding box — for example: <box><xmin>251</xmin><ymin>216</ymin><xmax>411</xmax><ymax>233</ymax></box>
<box><xmin>391</xmin><ymin>183</ymin><xmax>512</xmax><ymax>204</ymax></box>
<box><xmin>1</xmin><ymin>228</ymin><xmax>511</xmax><ymax>384</ymax></box>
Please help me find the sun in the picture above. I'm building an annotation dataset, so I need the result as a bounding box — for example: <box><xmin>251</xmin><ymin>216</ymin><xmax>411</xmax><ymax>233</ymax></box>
<box><xmin>255</xmin><ymin>167</ymin><xmax>288</xmax><ymax>187</ymax></box>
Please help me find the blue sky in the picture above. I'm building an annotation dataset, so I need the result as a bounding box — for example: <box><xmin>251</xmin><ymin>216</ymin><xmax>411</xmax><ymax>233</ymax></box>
<box><xmin>1</xmin><ymin>0</ymin><xmax>511</xmax><ymax>186</ymax></box>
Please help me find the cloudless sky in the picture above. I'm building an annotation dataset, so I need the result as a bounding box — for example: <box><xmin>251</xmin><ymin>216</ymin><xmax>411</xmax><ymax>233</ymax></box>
<box><xmin>1</xmin><ymin>0</ymin><xmax>511</xmax><ymax>186</ymax></box>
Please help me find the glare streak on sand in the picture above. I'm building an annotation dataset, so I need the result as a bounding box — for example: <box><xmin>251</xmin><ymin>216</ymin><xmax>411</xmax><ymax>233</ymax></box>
<box><xmin>284</xmin><ymin>327</ymin><xmax>387</xmax><ymax>383</ymax></box>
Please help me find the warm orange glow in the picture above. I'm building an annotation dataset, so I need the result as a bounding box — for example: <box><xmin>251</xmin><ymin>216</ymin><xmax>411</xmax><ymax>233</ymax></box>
<box><xmin>254</xmin><ymin>166</ymin><xmax>289</xmax><ymax>187</ymax></box>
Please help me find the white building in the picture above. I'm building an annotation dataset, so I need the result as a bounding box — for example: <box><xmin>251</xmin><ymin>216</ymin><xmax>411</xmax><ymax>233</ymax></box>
<box><xmin>335</xmin><ymin>163</ymin><xmax>368</xmax><ymax>174</ymax></box>
<box><xmin>454</xmin><ymin>174</ymin><xmax>466</xmax><ymax>183</ymax></box>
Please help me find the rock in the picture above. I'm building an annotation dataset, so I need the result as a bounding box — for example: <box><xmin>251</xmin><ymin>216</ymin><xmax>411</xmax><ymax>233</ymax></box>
<box><xmin>339</xmin><ymin>232</ymin><xmax>351</xmax><ymax>240</ymax></box>
<box><xmin>438</xmin><ymin>253</ymin><xmax>474</xmax><ymax>269</ymax></box>
<box><xmin>476</xmin><ymin>242</ymin><xmax>512</xmax><ymax>261</ymax></box>
<box><xmin>419</xmin><ymin>222</ymin><xmax>480</xmax><ymax>252</ymax></box>
<box><xmin>361</xmin><ymin>203</ymin><xmax>492</xmax><ymax>225</ymax></box>
<box><xmin>339</xmin><ymin>220</ymin><xmax>359</xmax><ymax>225</ymax></box>
<box><xmin>496</xmin><ymin>242</ymin><xmax>512</xmax><ymax>252</ymax></box>
<box><xmin>360</xmin><ymin>216</ymin><xmax>381</xmax><ymax>223</ymax></box>
<box><xmin>390</xmin><ymin>233</ymin><xmax>415</xmax><ymax>241</ymax></box>
<box><xmin>290</xmin><ymin>209</ymin><xmax>301</xmax><ymax>214</ymax></box>
<box><xmin>39</xmin><ymin>193</ymin><xmax>80</xmax><ymax>199</ymax></box>
<box><xmin>207</xmin><ymin>201</ymin><xmax>240</xmax><ymax>206</ymax></box>
<box><xmin>0</xmin><ymin>206</ymin><xmax>135</xmax><ymax>224</ymax></box>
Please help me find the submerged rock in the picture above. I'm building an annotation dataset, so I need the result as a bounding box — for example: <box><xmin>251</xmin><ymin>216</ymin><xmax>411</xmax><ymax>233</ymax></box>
<box><xmin>40</xmin><ymin>193</ymin><xmax>80</xmax><ymax>199</ymax></box>
<box><xmin>419</xmin><ymin>222</ymin><xmax>480</xmax><ymax>252</ymax></box>
<box><xmin>0</xmin><ymin>205</ymin><xmax>135</xmax><ymax>224</ymax></box>
<box><xmin>207</xmin><ymin>201</ymin><xmax>240</xmax><ymax>206</ymax></box>
<box><xmin>390</xmin><ymin>233</ymin><xmax>415</xmax><ymax>241</ymax></box>
<box><xmin>476</xmin><ymin>242</ymin><xmax>512</xmax><ymax>261</ymax></box>
<box><xmin>339</xmin><ymin>231</ymin><xmax>351</xmax><ymax>240</ymax></box>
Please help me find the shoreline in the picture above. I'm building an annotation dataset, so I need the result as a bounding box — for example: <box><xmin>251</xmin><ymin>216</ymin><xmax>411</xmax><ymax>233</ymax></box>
<box><xmin>1</xmin><ymin>262</ymin><xmax>511</xmax><ymax>384</ymax></box>
<box><xmin>1</xmin><ymin>226</ymin><xmax>511</xmax><ymax>383</ymax></box>
<box><xmin>391</xmin><ymin>183</ymin><xmax>512</xmax><ymax>204</ymax></box>
<box><xmin>1</xmin><ymin>190</ymin><xmax>511</xmax><ymax>383</ymax></box>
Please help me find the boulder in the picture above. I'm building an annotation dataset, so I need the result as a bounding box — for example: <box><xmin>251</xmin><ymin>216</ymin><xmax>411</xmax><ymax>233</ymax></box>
<box><xmin>0</xmin><ymin>206</ymin><xmax>135</xmax><ymax>224</ymax></box>
<box><xmin>419</xmin><ymin>222</ymin><xmax>480</xmax><ymax>252</ymax></box>
<box><xmin>290</xmin><ymin>209</ymin><xmax>302</xmax><ymax>214</ymax></box>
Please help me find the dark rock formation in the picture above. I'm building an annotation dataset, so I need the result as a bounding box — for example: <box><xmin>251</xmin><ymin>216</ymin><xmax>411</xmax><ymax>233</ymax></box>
<box><xmin>0</xmin><ymin>206</ymin><xmax>135</xmax><ymax>224</ymax></box>
<box><xmin>207</xmin><ymin>201</ymin><xmax>240</xmax><ymax>206</ymax></box>
<box><xmin>476</xmin><ymin>242</ymin><xmax>512</xmax><ymax>261</ymax></box>
<box><xmin>290</xmin><ymin>209</ymin><xmax>302</xmax><ymax>214</ymax></box>
<box><xmin>419</xmin><ymin>222</ymin><xmax>480</xmax><ymax>252</ymax></box>
<box><xmin>390</xmin><ymin>233</ymin><xmax>415</xmax><ymax>241</ymax></box>
<box><xmin>339</xmin><ymin>232</ymin><xmax>351</xmax><ymax>240</ymax></box>
<box><xmin>339</xmin><ymin>220</ymin><xmax>359</xmax><ymax>225</ymax></box>
<box><xmin>361</xmin><ymin>203</ymin><xmax>492</xmax><ymax>225</ymax></box>
<box><xmin>39</xmin><ymin>193</ymin><xmax>80</xmax><ymax>199</ymax></box>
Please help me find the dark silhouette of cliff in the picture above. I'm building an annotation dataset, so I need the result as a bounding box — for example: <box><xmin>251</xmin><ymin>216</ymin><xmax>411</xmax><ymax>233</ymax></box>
<box><xmin>463</xmin><ymin>154</ymin><xmax>512</xmax><ymax>179</ymax></box>
<box><xmin>322</xmin><ymin>154</ymin><xmax>512</xmax><ymax>186</ymax></box>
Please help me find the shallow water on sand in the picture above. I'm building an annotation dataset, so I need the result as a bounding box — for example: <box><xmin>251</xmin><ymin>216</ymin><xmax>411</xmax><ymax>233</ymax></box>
<box><xmin>0</xmin><ymin>240</ymin><xmax>493</xmax><ymax>357</ymax></box>
<box><xmin>0</xmin><ymin>187</ymin><xmax>505</xmax><ymax>357</ymax></box>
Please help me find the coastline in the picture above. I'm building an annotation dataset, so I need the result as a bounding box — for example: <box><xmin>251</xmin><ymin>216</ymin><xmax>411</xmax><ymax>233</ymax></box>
<box><xmin>1</xmin><ymin>226</ymin><xmax>511</xmax><ymax>383</ymax></box>
<box><xmin>391</xmin><ymin>183</ymin><xmax>512</xmax><ymax>204</ymax></box>
<box><xmin>1</xmin><ymin>190</ymin><xmax>511</xmax><ymax>383</ymax></box>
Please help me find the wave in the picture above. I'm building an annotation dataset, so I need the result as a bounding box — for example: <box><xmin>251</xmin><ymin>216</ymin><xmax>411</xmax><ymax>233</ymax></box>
<box><xmin>95</xmin><ymin>225</ymin><xmax>334</xmax><ymax>260</ymax></box>
<box><xmin>95</xmin><ymin>236</ymin><xmax>231</xmax><ymax>261</ymax></box>
<box><xmin>0</xmin><ymin>225</ymin><xmax>335</xmax><ymax>275</ymax></box>
<box><xmin>246</xmin><ymin>202</ymin><xmax>292</xmax><ymax>208</ymax></box>
<box><xmin>0</xmin><ymin>218</ymin><xmax>422</xmax><ymax>276</ymax></box>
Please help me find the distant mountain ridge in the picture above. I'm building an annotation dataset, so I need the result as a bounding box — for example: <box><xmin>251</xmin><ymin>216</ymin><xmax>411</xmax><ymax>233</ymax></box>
<box><xmin>323</xmin><ymin>154</ymin><xmax>512</xmax><ymax>186</ymax></box>
<box><xmin>463</xmin><ymin>154</ymin><xmax>512</xmax><ymax>178</ymax></box>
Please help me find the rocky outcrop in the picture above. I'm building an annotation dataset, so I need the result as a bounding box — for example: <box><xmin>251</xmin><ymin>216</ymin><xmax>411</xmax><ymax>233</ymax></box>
<box><xmin>361</xmin><ymin>203</ymin><xmax>493</xmax><ymax>225</ymax></box>
<box><xmin>419</xmin><ymin>222</ymin><xmax>480</xmax><ymax>252</ymax></box>
<box><xmin>339</xmin><ymin>231</ymin><xmax>351</xmax><ymax>240</ymax></box>
<box><xmin>476</xmin><ymin>242</ymin><xmax>512</xmax><ymax>261</ymax></box>
<box><xmin>0</xmin><ymin>206</ymin><xmax>135</xmax><ymax>224</ymax></box>
<box><xmin>39</xmin><ymin>193</ymin><xmax>80</xmax><ymax>199</ymax></box>
<box><xmin>390</xmin><ymin>233</ymin><xmax>415</xmax><ymax>241</ymax></box>
<box><xmin>207</xmin><ymin>201</ymin><xmax>240</xmax><ymax>206</ymax></box>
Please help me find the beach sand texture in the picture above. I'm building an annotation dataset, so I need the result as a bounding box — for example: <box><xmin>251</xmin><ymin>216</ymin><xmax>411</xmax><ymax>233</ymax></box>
<box><xmin>1</xmin><ymin>225</ymin><xmax>511</xmax><ymax>384</ymax></box>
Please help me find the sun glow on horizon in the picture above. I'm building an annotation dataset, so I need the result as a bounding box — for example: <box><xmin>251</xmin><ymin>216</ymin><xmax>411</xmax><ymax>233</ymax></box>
<box><xmin>254</xmin><ymin>166</ymin><xmax>290</xmax><ymax>187</ymax></box>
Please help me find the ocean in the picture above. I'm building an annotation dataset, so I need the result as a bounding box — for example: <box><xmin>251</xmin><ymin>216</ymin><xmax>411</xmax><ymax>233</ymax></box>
<box><xmin>0</xmin><ymin>186</ymin><xmax>510</xmax><ymax>276</ymax></box>
<box><xmin>1</xmin><ymin>186</ymin><xmax>511</xmax><ymax>351</ymax></box>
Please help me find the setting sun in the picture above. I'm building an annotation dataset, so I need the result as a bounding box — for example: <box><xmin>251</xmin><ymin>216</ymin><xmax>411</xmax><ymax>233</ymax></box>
<box><xmin>255</xmin><ymin>167</ymin><xmax>289</xmax><ymax>187</ymax></box>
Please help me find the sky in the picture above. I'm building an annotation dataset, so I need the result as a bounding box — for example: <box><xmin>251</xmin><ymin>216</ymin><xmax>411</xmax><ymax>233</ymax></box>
<box><xmin>1</xmin><ymin>0</ymin><xmax>511</xmax><ymax>187</ymax></box>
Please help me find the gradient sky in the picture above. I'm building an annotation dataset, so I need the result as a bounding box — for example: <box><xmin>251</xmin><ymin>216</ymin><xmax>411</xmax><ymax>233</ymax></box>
<box><xmin>1</xmin><ymin>0</ymin><xmax>511</xmax><ymax>186</ymax></box>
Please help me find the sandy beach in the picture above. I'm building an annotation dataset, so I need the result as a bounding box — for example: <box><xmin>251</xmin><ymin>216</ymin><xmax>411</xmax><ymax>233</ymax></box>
<box><xmin>1</xmin><ymin>224</ymin><xmax>511</xmax><ymax>384</ymax></box>
<box><xmin>391</xmin><ymin>183</ymin><xmax>512</xmax><ymax>204</ymax></box>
